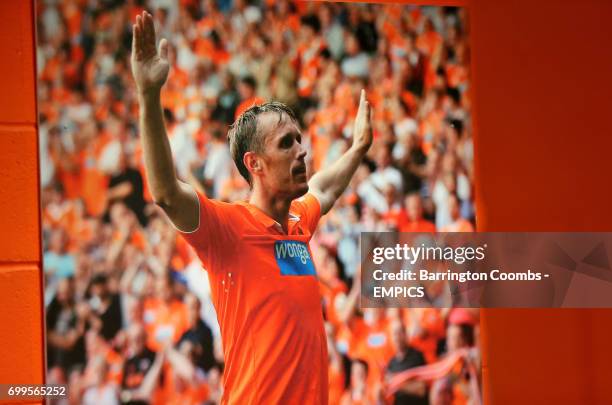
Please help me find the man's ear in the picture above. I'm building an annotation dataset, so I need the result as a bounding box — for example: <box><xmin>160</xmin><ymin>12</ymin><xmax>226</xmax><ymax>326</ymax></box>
<box><xmin>243</xmin><ymin>151</ymin><xmax>262</xmax><ymax>176</ymax></box>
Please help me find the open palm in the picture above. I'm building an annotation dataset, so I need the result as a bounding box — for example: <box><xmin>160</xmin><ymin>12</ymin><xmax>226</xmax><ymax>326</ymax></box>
<box><xmin>131</xmin><ymin>11</ymin><xmax>169</xmax><ymax>94</ymax></box>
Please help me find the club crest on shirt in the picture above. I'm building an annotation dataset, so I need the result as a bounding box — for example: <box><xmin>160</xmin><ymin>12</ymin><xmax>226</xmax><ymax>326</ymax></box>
<box><xmin>274</xmin><ymin>240</ymin><xmax>316</xmax><ymax>276</ymax></box>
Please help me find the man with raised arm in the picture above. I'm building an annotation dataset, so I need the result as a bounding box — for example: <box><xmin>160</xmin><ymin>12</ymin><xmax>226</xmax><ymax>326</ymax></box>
<box><xmin>131</xmin><ymin>11</ymin><xmax>373</xmax><ymax>404</ymax></box>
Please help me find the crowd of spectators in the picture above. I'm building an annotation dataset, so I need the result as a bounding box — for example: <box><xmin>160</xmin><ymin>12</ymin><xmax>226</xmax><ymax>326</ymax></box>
<box><xmin>39</xmin><ymin>0</ymin><xmax>479</xmax><ymax>404</ymax></box>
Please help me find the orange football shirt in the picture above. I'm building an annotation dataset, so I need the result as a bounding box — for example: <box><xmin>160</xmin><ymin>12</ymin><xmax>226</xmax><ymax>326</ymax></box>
<box><xmin>180</xmin><ymin>191</ymin><xmax>328</xmax><ymax>404</ymax></box>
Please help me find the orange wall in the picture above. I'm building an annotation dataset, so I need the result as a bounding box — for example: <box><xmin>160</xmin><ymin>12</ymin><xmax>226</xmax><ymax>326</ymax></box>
<box><xmin>471</xmin><ymin>0</ymin><xmax>612</xmax><ymax>403</ymax></box>
<box><xmin>1</xmin><ymin>1</ymin><xmax>612</xmax><ymax>404</ymax></box>
<box><xmin>0</xmin><ymin>0</ymin><xmax>45</xmax><ymax>404</ymax></box>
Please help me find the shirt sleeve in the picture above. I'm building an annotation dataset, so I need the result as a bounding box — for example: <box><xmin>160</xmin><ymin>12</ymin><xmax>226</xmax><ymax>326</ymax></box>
<box><xmin>291</xmin><ymin>192</ymin><xmax>322</xmax><ymax>237</ymax></box>
<box><xmin>177</xmin><ymin>191</ymin><xmax>238</xmax><ymax>273</ymax></box>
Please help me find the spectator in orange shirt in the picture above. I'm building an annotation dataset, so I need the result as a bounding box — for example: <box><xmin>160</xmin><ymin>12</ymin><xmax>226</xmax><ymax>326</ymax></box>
<box><xmin>400</xmin><ymin>193</ymin><xmax>436</xmax><ymax>233</ymax></box>
<box><xmin>381</xmin><ymin>183</ymin><xmax>406</xmax><ymax>230</ymax></box>
<box><xmin>295</xmin><ymin>14</ymin><xmax>326</xmax><ymax>96</ymax></box>
<box><xmin>430</xmin><ymin>316</ymin><xmax>477</xmax><ymax>405</ymax></box>
<box><xmin>340</xmin><ymin>359</ymin><xmax>377</xmax><ymax>405</ymax></box>
<box><xmin>81</xmin><ymin>355</ymin><xmax>120</xmax><ymax>405</ymax></box>
<box><xmin>416</xmin><ymin>18</ymin><xmax>442</xmax><ymax>68</ymax></box>
<box><xmin>404</xmin><ymin>307</ymin><xmax>446</xmax><ymax>364</ymax></box>
<box><xmin>234</xmin><ymin>75</ymin><xmax>265</xmax><ymax>119</ymax></box>
<box><xmin>339</xmin><ymin>281</ymin><xmax>394</xmax><ymax>390</ymax></box>
<box><xmin>162</xmin><ymin>340</ymin><xmax>209</xmax><ymax>405</ymax></box>
<box><xmin>143</xmin><ymin>274</ymin><xmax>189</xmax><ymax>352</ymax></box>
<box><xmin>440</xmin><ymin>194</ymin><xmax>474</xmax><ymax>232</ymax></box>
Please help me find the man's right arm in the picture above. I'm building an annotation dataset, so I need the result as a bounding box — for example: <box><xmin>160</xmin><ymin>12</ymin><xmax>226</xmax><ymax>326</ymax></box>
<box><xmin>138</xmin><ymin>91</ymin><xmax>199</xmax><ymax>231</ymax></box>
<box><xmin>132</xmin><ymin>11</ymin><xmax>198</xmax><ymax>232</ymax></box>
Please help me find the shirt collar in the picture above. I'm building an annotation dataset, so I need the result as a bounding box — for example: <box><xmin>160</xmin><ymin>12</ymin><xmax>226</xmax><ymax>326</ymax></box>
<box><xmin>238</xmin><ymin>202</ymin><xmax>301</xmax><ymax>233</ymax></box>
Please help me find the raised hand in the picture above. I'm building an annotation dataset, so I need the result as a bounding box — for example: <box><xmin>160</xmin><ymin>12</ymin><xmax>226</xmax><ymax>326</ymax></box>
<box><xmin>131</xmin><ymin>11</ymin><xmax>169</xmax><ymax>95</ymax></box>
<box><xmin>352</xmin><ymin>89</ymin><xmax>373</xmax><ymax>152</ymax></box>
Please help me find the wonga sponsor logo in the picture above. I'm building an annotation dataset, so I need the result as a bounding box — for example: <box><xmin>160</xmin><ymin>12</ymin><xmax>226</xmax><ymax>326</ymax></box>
<box><xmin>274</xmin><ymin>240</ymin><xmax>316</xmax><ymax>276</ymax></box>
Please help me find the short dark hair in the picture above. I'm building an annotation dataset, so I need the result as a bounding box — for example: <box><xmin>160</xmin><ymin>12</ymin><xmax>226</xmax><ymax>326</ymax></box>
<box><xmin>300</xmin><ymin>14</ymin><xmax>321</xmax><ymax>34</ymax></box>
<box><xmin>91</xmin><ymin>273</ymin><xmax>108</xmax><ymax>286</ymax></box>
<box><xmin>320</xmin><ymin>47</ymin><xmax>332</xmax><ymax>60</ymax></box>
<box><xmin>457</xmin><ymin>323</ymin><xmax>475</xmax><ymax>347</ymax></box>
<box><xmin>211</xmin><ymin>124</ymin><xmax>224</xmax><ymax>140</ymax></box>
<box><xmin>448</xmin><ymin>118</ymin><xmax>464</xmax><ymax>135</ymax></box>
<box><xmin>240</xmin><ymin>75</ymin><xmax>257</xmax><ymax>90</ymax></box>
<box><xmin>227</xmin><ymin>102</ymin><xmax>298</xmax><ymax>185</ymax></box>
<box><xmin>446</xmin><ymin>87</ymin><xmax>461</xmax><ymax>105</ymax></box>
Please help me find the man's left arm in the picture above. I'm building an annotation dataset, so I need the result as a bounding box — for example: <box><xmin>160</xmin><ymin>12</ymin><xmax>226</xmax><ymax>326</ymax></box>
<box><xmin>309</xmin><ymin>89</ymin><xmax>373</xmax><ymax>215</ymax></box>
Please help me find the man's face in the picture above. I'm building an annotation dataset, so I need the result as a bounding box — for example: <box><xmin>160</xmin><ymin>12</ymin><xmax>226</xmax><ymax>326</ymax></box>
<box><xmin>300</xmin><ymin>25</ymin><xmax>314</xmax><ymax>42</ymax></box>
<box><xmin>185</xmin><ymin>294</ymin><xmax>200</xmax><ymax>326</ymax></box>
<box><xmin>447</xmin><ymin>324</ymin><xmax>465</xmax><ymax>352</ymax></box>
<box><xmin>345</xmin><ymin>33</ymin><xmax>359</xmax><ymax>55</ymax></box>
<box><xmin>56</xmin><ymin>278</ymin><xmax>72</xmax><ymax>305</ymax></box>
<box><xmin>406</xmin><ymin>195</ymin><xmax>423</xmax><ymax>221</ymax></box>
<box><xmin>383</xmin><ymin>184</ymin><xmax>396</xmax><ymax>206</ymax></box>
<box><xmin>90</xmin><ymin>282</ymin><xmax>107</xmax><ymax>301</ymax></box>
<box><xmin>253</xmin><ymin>112</ymin><xmax>309</xmax><ymax>199</ymax></box>
<box><xmin>376</xmin><ymin>146</ymin><xmax>391</xmax><ymax>168</ymax></box>
<box><xmin>238</xmin><ymin>82</ymin><xmax>254</xmax><ymax>100</ymax></box>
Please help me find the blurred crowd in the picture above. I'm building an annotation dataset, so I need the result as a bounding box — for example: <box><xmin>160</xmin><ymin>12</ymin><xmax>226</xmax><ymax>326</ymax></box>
<box><xmin>38</xmin><ymin>0</ymin><xmax>478</xmax><ymax>404</ymax></box>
